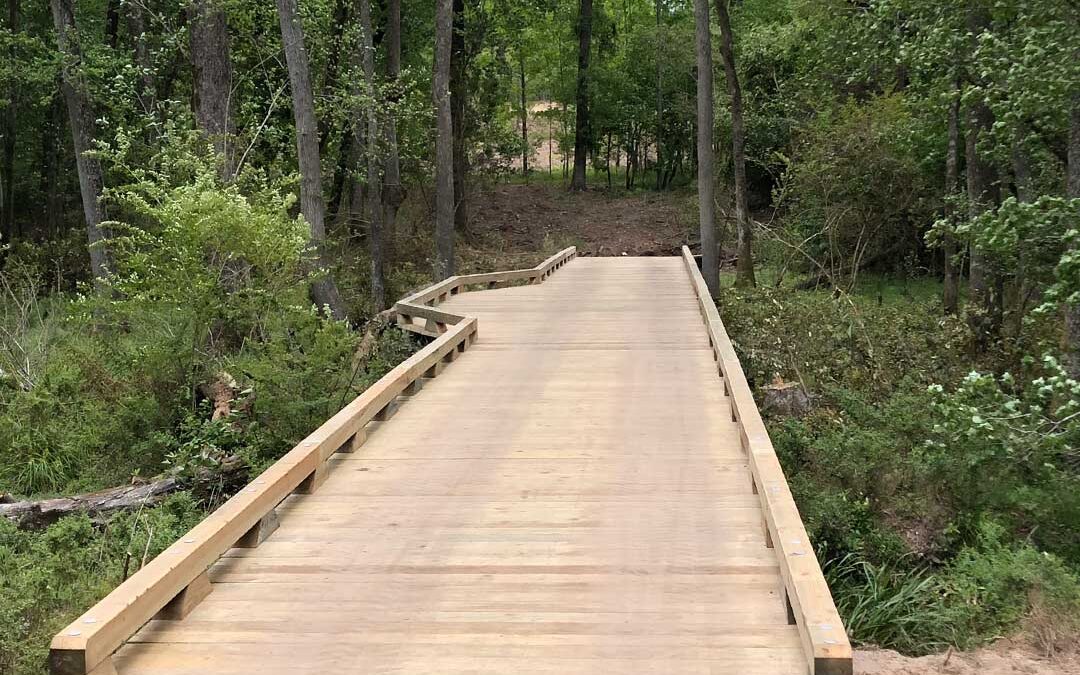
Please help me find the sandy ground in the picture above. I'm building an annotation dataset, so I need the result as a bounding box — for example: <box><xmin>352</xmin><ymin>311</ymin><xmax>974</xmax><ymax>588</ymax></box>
<box><xmin>856</xmin><ymin>643</ymin><xmax>1080</xmax><ymax>674</ymax></box>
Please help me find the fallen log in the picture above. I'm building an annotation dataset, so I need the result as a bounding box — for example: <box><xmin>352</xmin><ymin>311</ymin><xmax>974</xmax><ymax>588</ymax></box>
<box><xmin>0</xmin><ymin>478</ymin><xmax>180</xmax><ymax>530</ymax></box>
<box><xmin>0</xmin><ymin>456</ymin><xmax>248</xmax><ymax>531</ymax></box>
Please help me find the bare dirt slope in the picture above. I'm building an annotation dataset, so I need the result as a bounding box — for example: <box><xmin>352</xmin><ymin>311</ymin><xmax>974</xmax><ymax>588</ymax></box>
<box><xmin>467</xmin><ymin>183</ymin><xmax>693</xmax><ymax>257</ymax></box>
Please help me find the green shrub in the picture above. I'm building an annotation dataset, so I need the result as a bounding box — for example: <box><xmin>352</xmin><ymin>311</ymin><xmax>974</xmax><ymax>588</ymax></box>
<box><xmin>720</xmin><ymin>278</ymin><xmax>1080</xmax><ymax>652</ymax></box>
<box><xmin>921</xmin><ymin>358</ymin><xmax>1080</xmax><ymax>561</ymax></box>
<box><xmin>0</xmin><ymin>496</ymin><xmax>206</xmax><ymax>674</ymax></box>
<box><xmin>778</xmin><ymin>95</ymin><xmax>936</xmax><ymax>278</ymax></box>
<box><xmin>944</xmin><ymin>522</ymin><xmax>1080</xmax><ymax>651</ymax></box>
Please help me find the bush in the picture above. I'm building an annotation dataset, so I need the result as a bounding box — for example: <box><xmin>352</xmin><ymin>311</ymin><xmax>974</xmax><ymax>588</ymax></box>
<box><xmin>945</xmin><ymin>522</ymin><xmax>1080</xmax><ymax>652</ymax></box>
<box><xmin>720</xmin><ymin>278</ymin><xmax>1080</xmax><ymax>652</ymax></box>
<box><xmin>778</xmin><ymin>95</ymin><xmax>937</xmax><ymax>280</ymax></box>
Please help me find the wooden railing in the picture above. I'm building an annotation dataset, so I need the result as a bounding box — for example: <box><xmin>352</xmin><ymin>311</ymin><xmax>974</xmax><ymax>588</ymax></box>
<box><xmin>395</xmin><ymin>247</ymin><xmax>577</xmax><ymax>337</ymax></box>
<box><xmin>680</xmin><ymin>246</ymin><xmax>853</xmax><ymax>675</ymax></box>
<box><xmin>48</xmin><ymin>247</ymin><xmax>577</xmax><ymax>675</ymax></box>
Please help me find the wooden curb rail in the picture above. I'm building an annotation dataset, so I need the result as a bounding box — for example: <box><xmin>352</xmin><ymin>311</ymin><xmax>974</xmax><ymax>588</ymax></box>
<box><xmin>394</xmin><ymin>247</ymin><xmax>577</xmax><ymax>337</ymax></box>
<box><xmin>681</xmin><ymin>246</ymin><xmax>853</xmax><ymax>675</ymax></box>
<box><xmin>48</xmin><ymin>247</ymin><xmax>577</xmax><ymax>675</ymax></box>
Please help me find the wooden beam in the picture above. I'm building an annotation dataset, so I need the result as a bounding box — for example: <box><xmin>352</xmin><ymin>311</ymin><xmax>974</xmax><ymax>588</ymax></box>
<box><xmin>235</xmin><ymin>510</ymin><xmax>280</xmax><ymax>548</ymax></box>
<box><xmin>154</xmin><ymin>571</ymin><xmax>212</xmax><ymax>620</ymax></box>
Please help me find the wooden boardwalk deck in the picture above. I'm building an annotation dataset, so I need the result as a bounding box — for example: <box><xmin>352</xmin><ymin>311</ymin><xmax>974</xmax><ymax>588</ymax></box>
<box><xmin>52</xmin><ymin>252</ymin><xmax>851</xmax><ymax>675</ymax></box>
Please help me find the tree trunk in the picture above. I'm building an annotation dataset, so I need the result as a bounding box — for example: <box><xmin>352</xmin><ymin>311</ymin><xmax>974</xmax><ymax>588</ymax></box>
<box><xmin>359</xmin><ymin>0</ymin><xmax>386</xmax><ymax>310</ymax></box>
<box><xmin>1010</xmin><ymin>134</ymin><xmax>1037</xmax><ymax>328</ymax></box>
<box><xmin>450</xmin><ymin>0</ymin><xmax>468</xmax><ymax>231</ymax></box>
<box><xmin>276</xmin><ymin>0</ymin><xmax>348</xmax><ymax>320</ymax></box>
<box><xmin>965</xmin><ymin>101</ymin><xmax>1002</xmax><ymax>346</ymax></box>
<box><xmin>129</xmin><ymin>2</ymin><xmax>155</xmax><ymax>118</ymax></box>
<box><xmin>329</xmin><ymin>127</ymin><xmax>352</xmax><ymax>224</ymax></box>
<box><xmin>433</xmin><ymin>0</ymin><xmax>455</xmax><ymax>279</ymax></box>
<box><xmin>694</xmin><ymin>0</ymin><xmax>718</xmax><ymax>297</ymax></box>
<box><xmin>943</xmin><ymin>81</ymin><xmax>961</xmax><ymax>315</ymax></box>
<box><xmin>654</xmin><ymin>0</ymin><xmax>663</xmax><ymax>191</ymax></box>
<box><xmin>316</xmin><ymin>0</ymin><xmax>349</xmax><ymax>158</ymax></box>
<box><xmin>570</xmin><ymin>0</ymin><xmax>592</xmax><ymax>191</ymax></box>
<box><xmin>1</xmin><ymin>479</ymin><xmax>182</xmax><ymax>530</ymax></box>
<box><xmin>40</xmin><ymin>90</ymin><xmax>62</xmax><ymax>238</ymax></box>
<box><xmin>1</xmin><ymin>0</ymin><xmax>17</xmax><ymax>243</ymax></box>
<box><xmin>190</xmin><ymin>0</ymin><xmax>236</xmax><ymax>180</ymax></box>
<box><xmin>51</xmin><ymin>0</ymin><xmax>112</xmax><ymax>282</ymax></box>
<box><xmin>519</xmin><ymin>48</ymin><xmax>529</xmax><ymax>179</ymax></box>
<box><xmin>964</xmin><ymin>9</ymin><xmax>1001</xmax><ymax>348</ymax></box>
<box><xmin>715</xmin><ymin>0</ymin><xmax>754</xmax><ymax>288</ymax></box>
<box><xmin>1065</xmin><ymin>88</ymin><xmax>1080</xmax><ymax>379</ymax></box>
<box><xmin>383</xmin><ymin>0</ymin><xmax>403</xmax><ymax>236</ymax></box>
<box><xmin>105</xmin><ymin>0</ymin><xmax>120</xmax><ymax>48</ymax></box>
<box><xmin>605</xmin><ymin>130</ymin><xmax>612</xmax><ymax>190</ymax></box>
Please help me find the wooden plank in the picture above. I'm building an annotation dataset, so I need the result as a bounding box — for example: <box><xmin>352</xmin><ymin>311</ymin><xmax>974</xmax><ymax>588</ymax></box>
<box><xmin>680</xmin><ymin>246</ymin><xmax>852</xmax><ymax>675</ymax></box>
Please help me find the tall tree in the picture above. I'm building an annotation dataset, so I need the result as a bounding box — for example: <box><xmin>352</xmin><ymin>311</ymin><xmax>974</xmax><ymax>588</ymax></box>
<box><xmin>570</xmin><ymin>0</ymin><xmax>592</xmax><ymax>191</ymax></box>
<box><xmin>965</xmin><ymin>7</ymin><xmax>1002</xmax><ymax>348</ymax></box>
<box><xmin>1</xmin><ymin>0</ymin><xmax>16</xmax><ymax>242</ymax></box>
<box><xmin>129</xmin><ymin>2</ymin><xmax>155</xmax><ymax>118</ymax></box>
<box><xmin>40</xmin><ymin>90</ymin><xmax>62</xmax><ymax>237</ymax></box>
<box><xmin>190</xmin><ymin>0</ymin><xmax>237</xmax><ymax>180</ymax></box>
<box><xmin>519</xmin><ymin>48</ymin><xmax>528</xmax><ymax>179</ymax></box>
<box><xmin>434</xmin><ymin>0</ymin><xmax>455</xmax><ymax>278</ymax></box>
<box><xmin>276</xmin><ymin>0</ymin><xmax>348</xmax><ymax>320</ymax></box>
<box><xmin>51</xmin><ymin>0</ymin><xmax>112</xmax><ymax>281</ymax></box>
<box><xmin>654</xmin><ymin>0</ymin><xmax>662</xmax><ymax>190</ymax></box>
<box><xmin>694</xmin><ymin>0</ymin><xmax>718</xmax><ymax>297</ymax></box>
<box><xmin>715</xmin><ymin>0</ymin><xmax>754</xmax><ymax>287</ymax></box>
<box><xmin>358</xmin><ymin>0</ymin><xmax>386</xmax><ymax>309</ymax></box>
<box><xmin>942</xmin><ymin>78</ymin><xmax>961</xmax><ymax>315</ymax></box>
<box><xmin>383</xmin><ymin>0</ymin><xmax>403</xmax><ymax>232</ymax></box>
<box><xmin>1065</xmin><ymin>87</ymin><xmax>1080</xmax><ymax>379</ymax></box>
<box><xmin>450</xmin><ymin>0</ymin><xmax>468</xmax><ymax>231</ymax></box>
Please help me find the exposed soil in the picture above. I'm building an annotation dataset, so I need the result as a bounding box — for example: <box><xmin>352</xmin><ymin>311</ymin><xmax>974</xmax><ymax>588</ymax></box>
<box><xmin>467</xmin><ymin>183</ymin><xmax>693</xmax><ymax>258</ymax></box>
<box><xmin>856</xmin><ymin>643</ymin><xmax>1080</xmax><ymax>674</ymax></box>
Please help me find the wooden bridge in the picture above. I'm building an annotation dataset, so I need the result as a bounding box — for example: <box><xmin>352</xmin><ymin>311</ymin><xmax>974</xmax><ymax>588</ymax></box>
<box><xmin>51</xmin><ymin>248</ymin><xmax>852</xmax><ymax>675</ymax></box>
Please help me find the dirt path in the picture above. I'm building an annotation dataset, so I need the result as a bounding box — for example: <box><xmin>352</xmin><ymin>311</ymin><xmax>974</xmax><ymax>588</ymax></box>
<box><xmin>467</xmin><ymin>183</ymin><xmax>693</xmax><ymax>258</ymax></box>
<box><xmin>856</xmin><ymin>644</ymin><xmax>1080</xmax><ymax>674</ymax></box>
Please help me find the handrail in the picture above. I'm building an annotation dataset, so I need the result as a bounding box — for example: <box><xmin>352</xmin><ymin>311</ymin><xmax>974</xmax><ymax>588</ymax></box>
<box><xmin>48</xmin><ymin>247</ymin><xmax>577</xmax><ymax>675</ymax></box>
<box><xmin>395</xmin><ymin>247</ymin><xmax>577</xmax><ymax>336</ymax></box>
<box><xmin>680</xmin><ymin>246</ymin><xmax>853</xmax><ymax>675</ymax></box>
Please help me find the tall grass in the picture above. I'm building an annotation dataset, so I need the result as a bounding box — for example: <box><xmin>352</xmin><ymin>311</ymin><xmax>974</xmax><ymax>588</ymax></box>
<box><xmin>825</xmin><ymin>553</ymin><xmax>952</xmax><ymax>654</ymax></box>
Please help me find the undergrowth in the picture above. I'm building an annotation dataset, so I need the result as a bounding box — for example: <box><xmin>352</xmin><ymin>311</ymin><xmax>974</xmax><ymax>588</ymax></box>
<box><xmin>720</xmin><ymin>276</ymin><xmax>1080</xmax><ymax>655</ymax></box>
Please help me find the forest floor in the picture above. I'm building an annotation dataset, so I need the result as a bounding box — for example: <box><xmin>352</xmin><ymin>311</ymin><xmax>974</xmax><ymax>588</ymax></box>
<box><xmin>467</xmin><ymin>181</ymin><xmax>694</xmax><ymax>257</ymax></box>
<box><xmin>464</xmin><ymin>182</ymin><xmax>1080</xmax><ymax>675</ymax></box>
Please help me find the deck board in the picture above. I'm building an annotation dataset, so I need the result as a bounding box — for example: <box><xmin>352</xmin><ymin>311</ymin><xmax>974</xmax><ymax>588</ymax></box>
<box><xmin>116</xmin><ymin>257</ymin><xmax>805</xmax><ymax>674</ymax></box>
